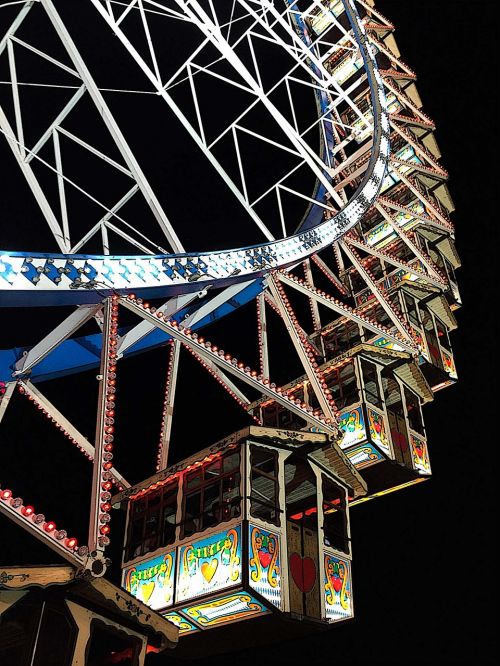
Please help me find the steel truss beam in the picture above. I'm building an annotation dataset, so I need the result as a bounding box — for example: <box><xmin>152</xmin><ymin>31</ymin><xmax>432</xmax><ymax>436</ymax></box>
<box><xmin>14</xmin><ymin>304</ymin><xmax>103</xmax><ymax>375</ymax></box>
<box><xmin>275</xmin><ymin>270</ymin><xmax>412</xmax><ymax>352</ymax></box>
<box><xmin>0</xmin><ymin>381</ymin><xmax>15</xmax><ymax>424</ymax></box>
<box><xmin>340</xmin><ymin>239</ymin><xmax>417</xmax><ymax>346</ymax></box>
<box><xmin>89</xmin><ymin>0</ymin><xmax>378</xmax><ymax>244</ymax></box>
<box><xmin>374</xmin><ymin>202</ymin><xmax>447</xmax><ymax>283</ymax></box>
<box><xmin>311</xmin><ymin>253</ymin><xmax>349</xmax><ymax>296</ymax></box>
<box><xmin>88</xmin><ymin>297</ymin><xmax>118</xmax><ymax>554</ymax></box>
<box><xmin>345</xmin><ymin>235</ymin><xmax>446</xmax><ymax>290</ymax></box>
<box><xmin>0</xmin><ymin>487</ymin><xmax>85</xmax><ymax>568</ymax></box>
<box><xmin>40</xmin><ymin>0</ymin><xmax>184</xmax><ymax>253</ymax></box>
<box><xmin>156</xmin><ymin>340</ymin><xmax>180</xmax><ymax>471</ymax></box>
<box><xmin>0</xmin><ymin>0</ymin><xmax>184</xmax><ymax>256</ymax></box>
<box><xmin>303</xmin><ymin>259</ymin><xmax>322</xmax><ymax>332</ymax></box>
<box><xmin>268</xmin><ymin>274</ymin><xmax>337</xmax><ymax>421</ymax></box>
<box><xmin>17</xmin><ymin>379</ymin><xmax>129</xmax><ymax>490</ymax></box>
<box><xmin>118</xmin><ymin>296</ymin><xmax>340</xmax><ymax>435</ymax></box>
<box><xmin>256</xmin><ymin>292</ymin><xmax>269</xmax><ymax>381</ymax></box>
<box><xmin>117</xmin><ymin>292</ymin><xmax>201</xmax><ymax>356</ymax></box>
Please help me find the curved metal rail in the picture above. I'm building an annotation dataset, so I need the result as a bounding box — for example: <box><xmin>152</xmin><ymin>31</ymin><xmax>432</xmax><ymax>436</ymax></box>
<box><xmin>0</xmin><ymin>0</ymin><xmax>389</xmax><ymax>307</ymax></box>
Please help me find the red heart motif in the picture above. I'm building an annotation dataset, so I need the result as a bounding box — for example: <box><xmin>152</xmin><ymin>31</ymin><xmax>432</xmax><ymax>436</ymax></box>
<box><xmin>331</xmin><ymin>575</ymin><xmax>342</xmax><ymax>593</ymax></box>
<box><xmin>258</xmin><ymin>550</ymin><xmax>272</xmax><ymax>569</ymax></box>
<box><xmin>290</xmin><ymin>552</ymin><xmax>316</xmax><ymax>593</ymax></box>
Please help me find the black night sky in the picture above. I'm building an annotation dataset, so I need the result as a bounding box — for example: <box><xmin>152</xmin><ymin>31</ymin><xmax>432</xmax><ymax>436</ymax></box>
<box><xmin>0</xmin><ymin>1</ymin><xmax>496</xmax><ymax>663</ymax></box>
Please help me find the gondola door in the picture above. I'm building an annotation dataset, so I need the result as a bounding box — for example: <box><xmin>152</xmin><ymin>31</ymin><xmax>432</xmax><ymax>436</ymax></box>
<box><xmin>384</xmin><ymin>377</ymin><xmax>413</xmax><ymax>467</ymax></box>
<box><xmin>285</xmin><ymin>458</ymin><xmax>321</xmax><ymax>619</ymax></box>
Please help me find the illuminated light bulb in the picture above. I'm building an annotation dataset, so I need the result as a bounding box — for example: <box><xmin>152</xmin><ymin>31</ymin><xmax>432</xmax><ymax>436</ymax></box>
<box><xmin>44</xmin><ymin>521</ymin><xmax>56</xmax><ymax>532</ymax></box>
<box><xmin>101</xmin><ymin>502</ymin><xmax>112</xmax><ymax>512</ymax></box>
<box><xmin>1</xmin><ymin>489</ymin><xmax>12</xmax><ymax>500</ymax></box>
<box><xmin>100</xmin><ymin>525</ymin><xmax>111</xmax><ymax>535</ymax></box>
<box><xmin>66</xmin><ymin>537</ymin><xmax>78</xmax><ymax>549</ymax></box>
<box><xmin>102</xmin><ymin>481</ymin><xmax>112</xmax><ymax>491</ymax></box>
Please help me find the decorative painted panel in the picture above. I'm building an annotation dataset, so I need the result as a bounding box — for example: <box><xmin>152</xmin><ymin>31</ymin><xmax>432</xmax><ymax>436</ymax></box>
<box><xmin>248</xmin><ymin>524</ymin><xmax>282</xmax><ymax>609</ymax></box>
<box><xmin>385</xmin><ymin>268</ymin><xmax>417</xmax><ymax>290</ymax></box>
<box><xmin>368</xmin><ymin>408</ymin><xmax>391</xmax><ymax>454</ymax></box>
<box><xmin>345</xmin><ymin>443</ymin><xmax>384</xmax><ymax>469</ymax></box>
<box><xmin>324</xmin><ymin>554</ymin><xmax>353</xmax><ymax>621</ymax></box>
<box><xmin>123</xmin><ymin>551</ymin><xmax>175</xmax><ymax>611</ymax></box>
<box><xmin>162</xmin><ymin>612</ymin><xmax>199</xmax><ymax>635</ymax></box>
<box><xmin>372</xmin><ymin>336</ymin><xmax>405</xmax><ymax>352</ymax></box>
<box><xmin>410</xmin><ymin>434</ymin><xmax>431</xmax><ymax>475</ymax></box>
<box><xmin>182</xmin><ymin>593</ymin><xmax>268</xmax><ymax>628</ymax></box>
<box><xmin>441</xmin><ymin>348</ymin><xmax>458</xmax><ymax>379</ymax></box>
<box><xmin>338</xmin><ymin>406</ymin><xmax>366</xmax><ymax>449</ymax></box>
<box><xmin>413</xmin><ymin>328</ymin><xmax>429</xmax><ymax>361</ymax></box>
<box><xmin>366</xmin><ymin>220</ymin><xmax>392</xmax><ymax>247</ymax></box>
<box><xmin>176</xmin><ymin>526</ymin><xmax>242</xmax><ymax>603</ymax></box>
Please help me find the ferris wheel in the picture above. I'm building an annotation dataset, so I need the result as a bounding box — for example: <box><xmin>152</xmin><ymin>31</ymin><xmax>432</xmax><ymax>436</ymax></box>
<box><xmin>0</xmin><ymin>0</ymin><xmax>454</xmax><ymax>600</ymax></box>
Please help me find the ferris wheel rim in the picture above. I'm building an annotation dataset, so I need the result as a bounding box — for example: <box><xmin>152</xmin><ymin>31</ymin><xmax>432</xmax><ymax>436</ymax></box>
<box><xmin>0</xmin><ymin>0</ymin><xmax>389</xmax><ymax>307</ymax></box>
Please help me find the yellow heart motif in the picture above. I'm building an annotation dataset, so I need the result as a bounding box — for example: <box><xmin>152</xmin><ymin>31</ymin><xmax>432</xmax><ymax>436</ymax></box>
<box><xmin>201</xmin><ymin>559</ymin><xmax>218</xmax><ymax>583</ymax></box>
<box><xmin>141</xmin><ymin>581</ymin><xmax>155</xmax><ymax>604</ymax></box>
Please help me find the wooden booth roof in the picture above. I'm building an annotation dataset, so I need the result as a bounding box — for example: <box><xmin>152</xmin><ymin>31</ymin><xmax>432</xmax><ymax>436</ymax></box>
<box><xmin>112</xmin><ymin>426</ymin><xmax>367</xmax><ymax>504</ymax></box>
<box><xmin>248</xmin><ymin>343</ymin><xmax>431</xmax><ymax>411</ymax></box>
<box><xmin>0</xmin><ymin>565</ymin><xmax>178</xmax><ymax>651</ymax></box>
<box><xmin>401</xmin><ymin>282</ymin><xmax>457</xmax><ymax>331</ymax></box>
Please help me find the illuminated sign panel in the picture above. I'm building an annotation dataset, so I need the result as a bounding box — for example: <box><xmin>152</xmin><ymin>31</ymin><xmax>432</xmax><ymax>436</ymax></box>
<box><xmin>176</xmin><ymin>526</ymin><xmax>242</xmax><ymax>603</ymax></box>
<box><xmin>123</xmin><ymin>551</ymin><xmax>175</xmax><ymax>611</ymax></box>
<box><xmin>248</xmin><ymin>525</ymin><xmax>282</xmax><ymax>609</ymax></box>
<box><xmin>410</xmin><ymin>434</ymin><xmax>431</xmax><ymax>475</ymax></box>
<box><xmin>324</xmin><ymin>554</ymin><xmax>353</xmax><ymax>621</ymax></box>
<box><xmin>182</xmin><ymin>593</ymin><xmax>268</xmax><ymax>628</ymax></box>
<box><xmin>441</xmin><ymin>348</ymin><xmax>457</xmax><ymax>379</ymax></box>
<box><xmin>373</xmin><ymin>336</ymin><xmax>406</xmax><ymax>352</ymax></box>
<box><xmin>345</xmin><ymin>443</ymin><xmax>384</xmax><ymax>469</ymax></box>
<box><xmin>368</xmin><ymin>408</ymin><xmax>391</xmax><ymax>454</ymax></box>
<box><xmin>338</xmin><ymin>406</ymin><xmax>366</xmax><ymax>449</ymax></box>
<box><xmin>162</xmin><ymin>612</ymin><xmax>199</xmax><ymax>635</ymax></box>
